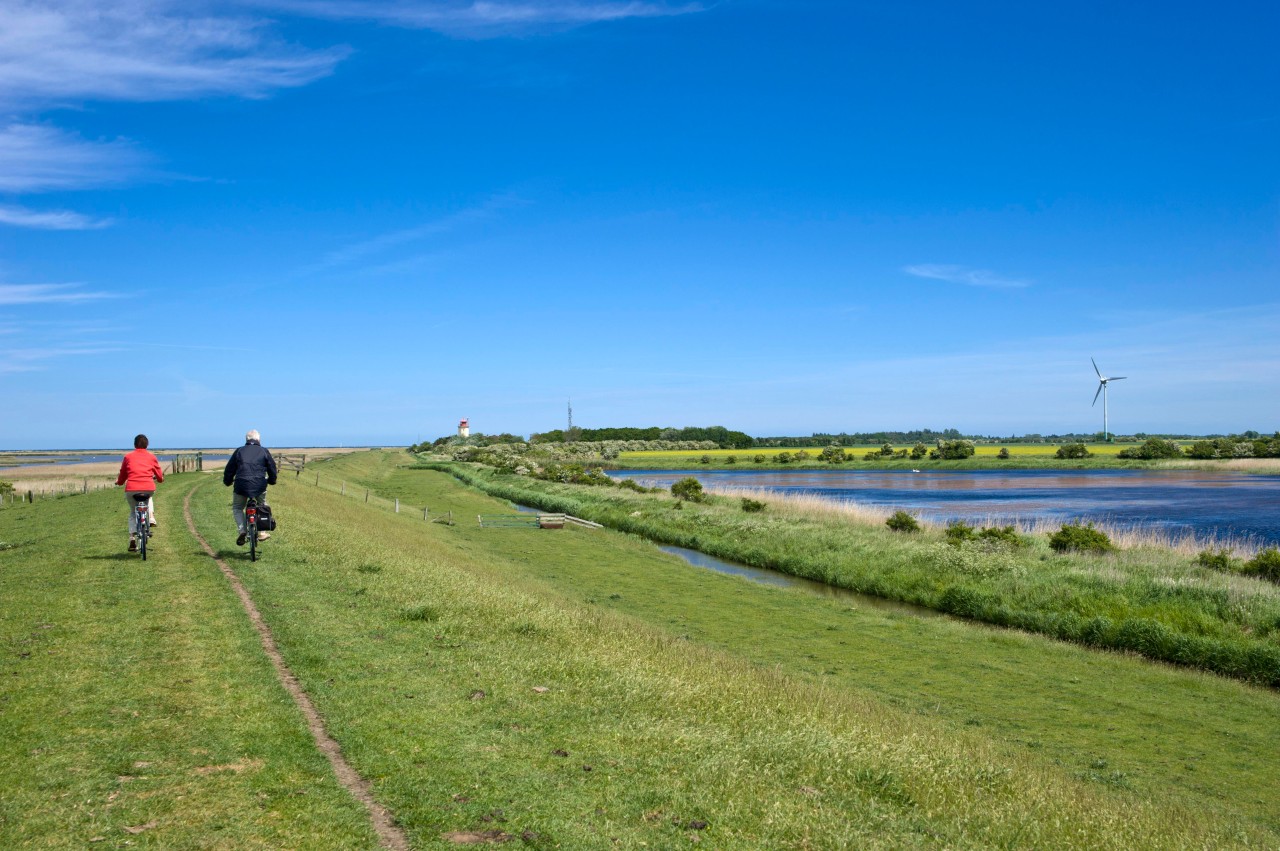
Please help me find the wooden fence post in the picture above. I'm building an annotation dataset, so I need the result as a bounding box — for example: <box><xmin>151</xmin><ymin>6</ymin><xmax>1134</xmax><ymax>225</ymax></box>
<box><xmin>365</xmin><ymin>489</ymin><xmax>369</xmax><ymax>503</ymax></box>
<box><xmin>341</xmin><ymin>482</ymin><xmax>345</xmax><ymax>496</ymax></box>
<box><xmin>395</xmin><ymin>499</ymin><xmax>399</xmax><ymax>513</ymax></box>
<box><xmin>423</xmin><ymin>507</ymin><xmax>428</xmax><ymax>520</ymax></box>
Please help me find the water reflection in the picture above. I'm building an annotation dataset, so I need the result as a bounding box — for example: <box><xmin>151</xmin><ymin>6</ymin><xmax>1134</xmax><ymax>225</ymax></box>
<box><xmin>658</xmin><ymin>545</ymin><xmax>944</xmax><ymax>619</ymax></box>
<box><xmin>616</xmin><ymin>469</ymin><xmax>1280</xmax><ymax>547</ymax></box>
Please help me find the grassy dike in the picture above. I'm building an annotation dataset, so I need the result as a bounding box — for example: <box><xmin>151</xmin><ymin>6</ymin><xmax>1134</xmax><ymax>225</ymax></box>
<box><xmin>185</xmin><ymin>457</ymin><xmax>1274</xmax><ymax>847</ymax></box>
<box><xmin>416</xmin><ymin>460</ymin><xmax>1280</xmax><ymax>688</ymax></box>
<box><xmin>0</xmin><ymin>476</ymin><xmax>380</xmax><ymax>849</ymax></box>
<box><xmin>7</xmin><ymin>457</ymin><xmax>1279</xmax><ymax>847</ymax></box>
<box><xmin>309</xmin><ymin>451</ymin><xmax>1280</xmax><ymax>841</ymax></box>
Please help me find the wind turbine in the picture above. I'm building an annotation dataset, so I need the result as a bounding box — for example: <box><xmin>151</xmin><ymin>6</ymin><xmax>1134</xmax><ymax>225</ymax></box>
<box><xmin>1091</xmin><ymin>358</ymin><xmax>1126</xmax><ymax>442</ymax></box>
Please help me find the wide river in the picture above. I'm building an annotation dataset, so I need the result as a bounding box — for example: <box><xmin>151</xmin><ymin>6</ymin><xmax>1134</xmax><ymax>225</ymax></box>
<box><xmin>614</xmin><ymin>469</ymin><xmax>1280</xmax><ymax>548</ymax></box>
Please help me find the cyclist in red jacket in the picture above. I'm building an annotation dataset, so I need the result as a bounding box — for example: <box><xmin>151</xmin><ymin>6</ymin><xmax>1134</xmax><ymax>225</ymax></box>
<box><xmin>116</xmin><ymin>434</ymin><xmax>164</xmax><ymax>552</ymax></box>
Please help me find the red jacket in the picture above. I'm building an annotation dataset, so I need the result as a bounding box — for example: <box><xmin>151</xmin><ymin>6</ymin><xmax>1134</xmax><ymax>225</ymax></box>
<box><xmin>117</xmin><ymin>449</ymin><xmax>165</xmax><ymax>491</ymax></box>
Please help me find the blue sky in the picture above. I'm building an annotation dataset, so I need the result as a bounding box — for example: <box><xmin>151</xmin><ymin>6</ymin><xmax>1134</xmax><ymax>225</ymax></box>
<box><xmin>2</xmin><ymin>0</ymin><xmax>1277</xmax><ymax>448</ymax></box>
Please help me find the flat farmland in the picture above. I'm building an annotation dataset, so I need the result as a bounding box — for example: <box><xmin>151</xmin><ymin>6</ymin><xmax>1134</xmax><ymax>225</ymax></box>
<box><xmin>619</xmin><ymin>444</ymin><xmax>1137</xmax><ymax>462</ymax></box>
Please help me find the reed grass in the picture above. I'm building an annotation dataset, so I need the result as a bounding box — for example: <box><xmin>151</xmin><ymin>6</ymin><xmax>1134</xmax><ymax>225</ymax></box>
<box><xmin>708</xmin><ymin>485</ymin><xmax>1268</xmax><ymax>558</ymax></box>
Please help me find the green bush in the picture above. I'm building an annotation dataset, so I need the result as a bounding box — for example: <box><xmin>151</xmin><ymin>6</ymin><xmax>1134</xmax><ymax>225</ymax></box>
<box><xmin>910</xmin><ymin>442</ymin><xmax>928</xmax><ymax>460</ymax></box>
<box><xmin>929</xmin><ymin>440</ymin><xmax>975</xmax><ymax>460</ymax></box>
<box><xmin>535</xmin><ymin>464</ymin><xmax>613</xmax><ymax>486</ymax></box>
<box><xmin>978</xmin><ymin>525</ymin><xmax>1026</xmax><ymax>548</ymax></box>
<box><xmin>944</xmin><ymin>521</ymin><xmax>976</xmax><ymax>544</ymax></box>
<box><xmin>1117</xmin><ymin>438</ymin><xmax>1184</xmax><ymax>460</ymax></box>
<box><xmin>699</xmin><ymin>454</ymin><xmax>712</xmax><ymax>464</ymax></box>
<box><xmin>773</xmin><ymin>452</ymin><xmax>793</xmax><ymax>464</ymax></box>
<box><xmin>1055</xmin><ymin>443</ymin><xmax>1092</xmax><ymax>459</ymax></box>
<box><xmin>1049</xmin><ymin>523</ymin><xmax>1114</xmax><ymax>553</ymax></box>
<box><xmin>671</xmin><ymin>477</ymin><xmax>705</xmax><ymax>503</ymax></box>
<box><xmin>820</xmin><ymin>445</ymin><xmax>847</xmax><ymax>464</ymax></box>
<box><xmin>724</xmin><ymin>454</ymin><xmax>737</xmax><ymax>465</ymax></box>
<box><xmin>997</xmin><ymin>447</ymin><xmax>1010</xmax><ymax>460</ymax></box>
<box><xmin>1243</xmin><ymin>548</ymin><xmax>1280</xmax><ymax>583</ymax></box>
<box><xmin>886</xmin><ymin>510</ymin><xmax>920</xmax><ymax>533</ymax></box>
<box><xmin>741</xmin><ymin>498</ymin><xmax>766</xmax><ymax>513</ymax></box>
<box><xmin>617</xmin><ymin>478</ymin><xmax>648</xmax><ymax>492</ymax></box>
<box><xmin>753</xmin><ymin>454</ymin><xmax>766</xmax><ymax>464</ymax></box>
<box><xmin>1194</xmin><ymin>548</ymin><xmax>1237</xmax><ymax>572</ymax></box>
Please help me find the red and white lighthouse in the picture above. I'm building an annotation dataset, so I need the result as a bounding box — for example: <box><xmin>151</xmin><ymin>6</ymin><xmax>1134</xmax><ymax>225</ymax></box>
<box><xmin>458</xmin><ymin>418</ymin><xmax>470</xmax><ymax>438</ymax></box>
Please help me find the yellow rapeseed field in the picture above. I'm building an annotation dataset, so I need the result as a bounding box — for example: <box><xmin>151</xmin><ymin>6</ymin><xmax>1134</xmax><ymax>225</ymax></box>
<box><xmin>622</xmin><ymin>443</ymin><xmax>1135</xmax><ymax>459</ymax></box>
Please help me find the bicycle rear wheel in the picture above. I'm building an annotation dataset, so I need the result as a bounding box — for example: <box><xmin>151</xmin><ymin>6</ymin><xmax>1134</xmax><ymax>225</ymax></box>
<box><xmin>138</xmin><ymin>516</ymin><xmax>148</xmax><ymax>561</ymax></box>
<box><xmin>249</xmin><ymin>519</ymin><xmax>257</xmax><ymax>562</ymax></box>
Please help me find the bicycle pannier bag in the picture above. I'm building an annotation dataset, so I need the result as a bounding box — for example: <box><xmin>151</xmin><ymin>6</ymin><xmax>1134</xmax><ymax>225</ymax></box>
<box><xmin>257</xmin><ymin>503</ymin><xmax>277</xmax><ymax>531</ymax></box>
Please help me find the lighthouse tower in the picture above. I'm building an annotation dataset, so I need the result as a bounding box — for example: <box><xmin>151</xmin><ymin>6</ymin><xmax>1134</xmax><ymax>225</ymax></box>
<box><xmin>458</xmin><ymin>418</ymin><xmax>470</xmax><ymax>438</ymax></box>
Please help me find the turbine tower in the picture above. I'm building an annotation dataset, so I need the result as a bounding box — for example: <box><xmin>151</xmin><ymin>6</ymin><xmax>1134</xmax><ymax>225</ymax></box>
<box><xmin>1091</xmin><ymin>358</ymin><xmax>1126</xmax><ymax>442</ymax></box>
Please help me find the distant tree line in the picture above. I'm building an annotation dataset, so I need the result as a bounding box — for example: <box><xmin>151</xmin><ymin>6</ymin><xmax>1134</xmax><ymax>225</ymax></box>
<box><xmin>406</xmin><ymin>432</ymin><xmax>526</xmax><ymax>454</ymax></box>
<box><xmin>759</xmin><ymin>429</ymin><xmax>964</xmax><ymax>447</ymax></box>
<box><xmin>530</xmin><ymin>426</ymin><xmax>754</xmax><ymax>449</ymax></box>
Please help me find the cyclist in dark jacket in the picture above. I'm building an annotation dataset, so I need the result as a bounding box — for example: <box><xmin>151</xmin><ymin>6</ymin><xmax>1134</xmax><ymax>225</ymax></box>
<box><xmin>224</xmin><ymin>429</ymin><xmax>278</xmax><ymax>546</ymax></box>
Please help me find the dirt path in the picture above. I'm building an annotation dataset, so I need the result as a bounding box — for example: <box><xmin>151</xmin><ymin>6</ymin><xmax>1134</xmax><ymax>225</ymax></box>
<box><xmin>182</xmin><ymin>482</ymin><xmax>410</xmax><ymax>851</ymax></box>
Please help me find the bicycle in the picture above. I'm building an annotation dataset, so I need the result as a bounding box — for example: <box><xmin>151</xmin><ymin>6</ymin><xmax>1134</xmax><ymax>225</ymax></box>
<box><xmin>245</xmin><ymin>496</ymin><xmax>260</xmax><ymax>562</ymax></box>
<box><xmin>132</xmin><ymin>494</ymin><xmax>151</xmax><ymax>560</ymax></box>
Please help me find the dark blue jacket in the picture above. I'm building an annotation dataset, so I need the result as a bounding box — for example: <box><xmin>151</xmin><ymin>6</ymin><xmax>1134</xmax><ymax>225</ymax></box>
<box><xmin>223</xmin><ymin>440</ymin><xmax>278</xmax><ymax>496</ymax></box>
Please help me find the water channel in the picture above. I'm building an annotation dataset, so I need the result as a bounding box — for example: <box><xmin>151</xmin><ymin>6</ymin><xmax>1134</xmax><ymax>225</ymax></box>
<box><xmin>657</xmin><ymin>545</ymin><xmax>945</xmax><ymax>617</ymax></box>
<box><xmin>613</xmin><ymin>468</ymin><xmax>1280</xmax><ymax>548</ymax></box>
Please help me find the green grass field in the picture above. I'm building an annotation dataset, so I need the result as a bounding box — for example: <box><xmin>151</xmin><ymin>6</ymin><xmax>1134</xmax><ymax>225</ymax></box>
<box><xmin>4</xmin><ymin>453</ymin><xmax>1279</xmax><ymax>848</ymax></box>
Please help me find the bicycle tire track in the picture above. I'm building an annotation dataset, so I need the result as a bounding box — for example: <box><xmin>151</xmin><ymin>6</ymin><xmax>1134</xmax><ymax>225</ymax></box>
<box><xmin>183</xmin><ymin>482</ymin><xmax>410</xmax><ymax>851</ymax></box>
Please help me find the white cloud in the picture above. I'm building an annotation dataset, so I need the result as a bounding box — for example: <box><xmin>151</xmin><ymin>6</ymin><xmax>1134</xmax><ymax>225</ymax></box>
<box><xmin>0</xmin><ymin>203</ymin><xmax>112</xmax><ymax>230</ymax></box>
<box><xmin>904</xmin><ymin>264</ymin><xmax>1031</xmax><ymax>289</ymax></box>
<box><xmin>0</xmin><ymin>283</ymin><xmax>115</xmax><ymax>305</ymax></box>
<box><xmin>0</xmin><ymin>0</ymin><xmax>348</xmax><ymax>105</ymax></box>
<box><xmin>250</xmin><ymin>0</ymin><xmax>705</xmax><ymax>37</ymax></box>
<box><xmin>0</xmin><ymin>124</ymin><xmax>147</xmax><ymax>193</ymax></box>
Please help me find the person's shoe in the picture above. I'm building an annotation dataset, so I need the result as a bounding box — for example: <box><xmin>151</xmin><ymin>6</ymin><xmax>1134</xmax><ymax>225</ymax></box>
<box><xmin>149</xmin><ymin>520</ymin><xmax>158</xmax><ymax>528</ymax></box>
<box><xmin>257</xmin><ymin>531</ymin><xmax>271</xmax><ymax>542</ymax></box>
<box><xmin>236</xmin><ymin>532</ymin><xmax>247</xmax><ymax>546</ymax></box>
<box><xmin>128</xmin><ymin>536</ymin><xmax>137</xmax><ymax>552</ymax></box>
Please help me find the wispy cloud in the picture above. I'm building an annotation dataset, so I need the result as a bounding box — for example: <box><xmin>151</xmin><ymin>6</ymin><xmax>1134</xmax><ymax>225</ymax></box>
<box><xmin>0</xmin><ymin>283</ymin><xmax>116</xmax><ymax>305</ymax></box>
<box><xmin>0</xmin><ymin>0</ymin><xmax>348</xmax><ymax>105</ymax></box>
<box><xmin>904</xmin><ymin>264</ymin><xmax>1032</xmax><ymax>289</ymax></box>
<box><xmin>0</xmin><ymin>204</ymin><xmax>112</xmax><ymax>230</ymax></box>
<box><xmin>251</xmin><ymin>0</ymin><xmax>705</xmax><ymax>38</ymax></box>
<box><xmin>304</xmin><ymin>193</ymin><xmax>527</xmax><ymax>274</ymax></box>
<box><xmin>0</xmin><ymin>124</ymin><xmax>147</xmax><ymax>193</ymax></box>
<box><xmin>0</xmin><ymin>345</ymin><xmax>120</xmax><ymax>373</ymax></box>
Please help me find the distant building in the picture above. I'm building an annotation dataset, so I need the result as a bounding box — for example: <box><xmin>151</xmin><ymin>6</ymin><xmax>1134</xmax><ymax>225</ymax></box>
<box><xmin>459</xmin><ymin>418</ymin><xmax>470</xmax><ymax>438</ymax></box>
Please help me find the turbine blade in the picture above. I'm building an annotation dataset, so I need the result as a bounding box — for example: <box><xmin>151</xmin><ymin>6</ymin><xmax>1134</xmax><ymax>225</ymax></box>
<box><xmin>1111</xmin><ymin>376</ymin><xmax>1127</xmax><ymax>381</ymax></box>
<box><xmin>1092</xmin><ymin>357</ymin><xmax>1102</xmax><ymax>378</ymax></box>
<box><xmin>1092</xmin><ymin>383</ymin><xmax>1103</xmax><ymax>406</ymax></box>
